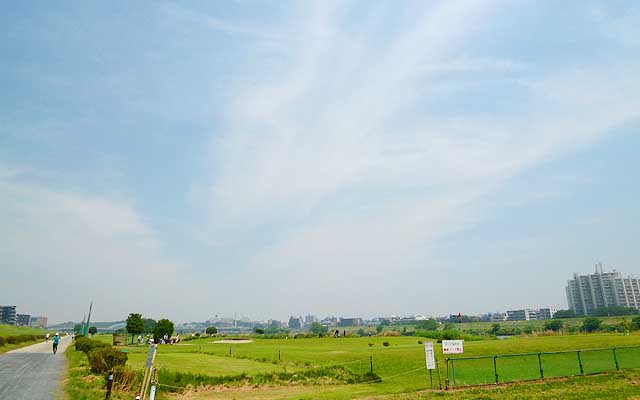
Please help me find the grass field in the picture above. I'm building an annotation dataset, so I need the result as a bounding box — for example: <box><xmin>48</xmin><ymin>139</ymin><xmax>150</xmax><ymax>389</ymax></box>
<box><xmin>0</xmin><ymin>323</ymin><xmax>48</xmax><ymax>353</ymax></box>
<box><xmin>96</xmin><ymin>332</ymin><xmax>640</xmax><ymax>399</ymax></box>
<box><xmin>439</xmin><ymin>315</ymin><xmax>639</xmax><ymax>331</ymax></box>
<box><xmin>0</xmin><ymin>324</ymin><xmax>48</xmax><ymax>337</ymax></box>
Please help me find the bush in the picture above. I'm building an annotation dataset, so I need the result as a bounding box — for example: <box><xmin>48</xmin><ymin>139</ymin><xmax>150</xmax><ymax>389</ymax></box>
<box><xmin>582</xmin><ymin>317</ymin><xmax>603</xmax><ymax>333</ymax></box>
<box><xmin>382</xmin><ymin>341</ymin><xmax>390</xmax><ymax>347</ymax></box>
<box><xmin>75</xmin><ymin>337</ymin><xmax>109</xmax><ymax>353</ymax></box>
<box><xmin>206</xmin><ymin>326</ymin><xmax>218</xmax><ymax>335</ymax></box>
<box><xmin>0</xmin><ymin>337</ymin><xmax>5</xmax><ymax>346</ymax></box>
<box><xmin>87</xmin><ymin>347</ymin><xmax>128</xmax><ymax>374</ymax></box>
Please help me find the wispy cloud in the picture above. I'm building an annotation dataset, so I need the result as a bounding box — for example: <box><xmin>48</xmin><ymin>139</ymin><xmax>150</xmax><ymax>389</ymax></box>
<box><xmin>197</xmin><ymin>1</ymin><xmax>640</xmax><ymax>316</ymax></box>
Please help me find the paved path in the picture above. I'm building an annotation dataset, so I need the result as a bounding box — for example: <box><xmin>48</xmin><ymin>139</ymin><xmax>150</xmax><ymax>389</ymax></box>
<box><xmin>0</xmin><ymin>336</ymin><xmax>73</xmax><ymax>400</ymax></box>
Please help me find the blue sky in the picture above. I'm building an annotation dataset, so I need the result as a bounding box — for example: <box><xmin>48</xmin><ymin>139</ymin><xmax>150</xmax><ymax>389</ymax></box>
<box><xmin>1</xmin><ymin>1</ymin><xmax>639</xmax><ymax>323</ymax></box>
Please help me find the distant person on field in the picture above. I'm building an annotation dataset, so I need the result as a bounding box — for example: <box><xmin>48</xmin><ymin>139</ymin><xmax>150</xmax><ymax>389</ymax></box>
<box><xmin>52</xmin><ymin>333</ymin><xmax>60</xmax><ymax>354</ymax></box>
<box><xmin>45</xmin><ymin>333</ymin><xmax>50</xmax><ymax>342</ymax></box>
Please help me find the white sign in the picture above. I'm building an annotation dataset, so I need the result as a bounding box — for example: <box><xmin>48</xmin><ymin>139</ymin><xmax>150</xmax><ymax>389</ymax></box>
<box><xmin>442</xmin><ymin>339</ymin><xmax>464</xmax><ymax>354</ymax></box>
<box><xmin>424</xmin><ymin>342</ymin><xmax>436</xmax><ymax>369</ymax></box>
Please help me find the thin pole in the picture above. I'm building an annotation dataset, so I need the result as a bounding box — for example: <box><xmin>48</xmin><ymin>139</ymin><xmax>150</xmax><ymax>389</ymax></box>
<box><xmin>278</xmin><ymin>350</ymin><xmax>281</xmax><ymax>361</ymax></box>
<box><xmin>613</xmin><ymin>348</ymin><xmax>619</xmax><ymax>370</ymax></box>
<box><xmin>436</xmin><ymin>359</ymin><xmax>442</xmax><ymax>390</ymax></box>
<box><xmin>493</xmin><ymin>356</ymin><xmax>498</xmax><ymax>384</ymax></box>
<box><xmin>445</xmin><ymin>358</ymin><xmax>450</xmax><ymax>390</ymax></box>
<box><xmin>429</xmin><ymin>369</ymin><xmax>433</xmax><ymax>389</ymax></box>
<box><xmin>370</xmin><ymin>355</ymin><xmax>373</xmax><ymax>373</ymax></box>
<box><xmin>451</xmin><ymin>358</ymin><xmax>456</xmax><ymax>387</ymax></box>
<box><xmin>577</xmin><ymin>350</ymin><xmax>584</xmax><ymax>375</ymax></box>
<box><xmin>538</xmin><ymin>353</ymin><xmax>544</xmax><ymax>379</ymax></box>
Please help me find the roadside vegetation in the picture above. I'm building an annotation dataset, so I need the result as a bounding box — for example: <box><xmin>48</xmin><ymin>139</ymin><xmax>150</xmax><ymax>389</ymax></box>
<box><xmin>0</xmin><ymin>324</ymin><xmax>48</xmax><ymax>353</ymax></box>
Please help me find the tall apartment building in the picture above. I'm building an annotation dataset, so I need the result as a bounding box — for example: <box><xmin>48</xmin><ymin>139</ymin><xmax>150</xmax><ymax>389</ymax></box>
<box><xmin>0</xmin><ymin>305</ymin><xmax>17</xmax><ymax>325</ymax></box>
<box><xmin>566</xmin><ymin>263</ymin><xmax>640</xmax><ymax>315</ymax></box>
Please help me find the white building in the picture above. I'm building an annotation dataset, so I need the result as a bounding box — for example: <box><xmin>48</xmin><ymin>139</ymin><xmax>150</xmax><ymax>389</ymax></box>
<box><xmin>566</xmin><ymin>263</ymin><xmax>640</xmax><ymax>315</ymax></box>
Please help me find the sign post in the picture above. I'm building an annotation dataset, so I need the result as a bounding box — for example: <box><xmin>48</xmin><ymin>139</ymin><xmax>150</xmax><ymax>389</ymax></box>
<box><xmin>442</xmin><ymin>340</ymin><xmax>464</xmax><ymax>388</ymax></box>
<box><xmin>424</xmin><ymin>342</ymin><xmax>436</xmax><ymax>389</ymax></box>
<box><xmin>139</xmin><ymin>344</ymin><xmax>157</xmax><ymax>400</ymax></box>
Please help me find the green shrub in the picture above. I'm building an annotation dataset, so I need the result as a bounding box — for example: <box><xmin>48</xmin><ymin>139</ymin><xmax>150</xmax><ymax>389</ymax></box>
<box><xmin>87</xmin><ymin>347</ymin><xmax>128</xmax><ymax>374</ymax></box>
<box><xmin>75</xmin><ymin>337</ymin><xmax>109</xmax><ymax>353</ymax></box>
<box><xmin>0</xmin><ymin>337</ymin><xmax>5</xmax><ymax>346</ymax></box>
<box><xmin>382</xmin><ymin>341</ymin><xmax>390</xmax><ymax>347</ymax></box>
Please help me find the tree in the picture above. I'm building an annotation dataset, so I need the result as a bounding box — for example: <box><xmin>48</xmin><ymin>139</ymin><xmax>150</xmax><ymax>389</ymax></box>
<box><xmin>553</xmin><ymin>310</ymin><xmax>576</xmax><ymax>319</ymax></box>
<box><xmin>632</xmin><ymin>316</ymin><xmax>640</xmax><ymax>331</ymax></box>
<box><xmin>143</xmin><ymin>318</ymin><xmax>157</xmax><ymax>333</ymax></box>
<box><xmin>309</xmin><ymin>322</ymin><xmax>328</xmax><ymax>336</ymax></box>
<box><xmin>253</xmin><ymin>327</ymin><xmax>264</xmax><ymax>334</ymax></box>
<box><xmin>490</xmin><ymin>323</ymin><xmax>501</xmax><ymax>335</ymax></box>
<box><xmin>153</xmin><ymin>319</ymin><xmax>174</xmax><ymax>342</ymax></box>
<box><xmin>544</xmin><ymin>320</ymin><xmax>564</xmax><ymax>332</ymax></box>
<box><xmin>88</xmin><ymin>326</ymin><xmax>98</xmax><ymax>335</ymax></box>
<box><xmin>415</xmin><ymin>319</ymin><xmax>438</xmax><ymax>331</ymax></box>
<box><xmin>205</xmin><ymin>326</ymin><xmax>218</xmax><ymax>336</ymax></box>
<box><xmin>582</xmin><ymin>317</ymin><xmax>602</xmax><ymax>333</ymax></box>
<box><xmin>73</xmin><ymin>324</ymin><xmax>83</xmax><ymax>335</ymax></box>
<box><xmin>126</xmin><ymin>313</ymin><xmax>144</xmax><ymax>344</ymax></box>
<box><xmin>375</xmin><ymin>325</ymin><xmax>384</xmax><ymax>334</ymax></box>
<box><xmin>592</xmin><ymin>306</ymin><xmax>638</xmax><ymax>317</ymax></box>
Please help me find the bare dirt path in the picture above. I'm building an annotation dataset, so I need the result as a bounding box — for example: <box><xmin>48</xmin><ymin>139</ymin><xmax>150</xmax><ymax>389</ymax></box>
<box><xmin>0</xmin><ymin>335</ymin><xmax>72</xmax><ymax>399</ymax></box>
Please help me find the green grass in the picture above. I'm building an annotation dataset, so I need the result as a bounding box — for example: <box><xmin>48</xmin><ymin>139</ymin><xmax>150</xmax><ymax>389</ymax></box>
<box><xmin>108</xmin><ymin>332</ymin><xmax>640</xmax><ymax>399</ymax></box>
<box><xmin>0</xmin><ymin>324</ymin><xmax>47</xmax><ymax>337</ymax></box>
<box><xmin>0</xmin><ymin>323</ymin><xmax>49</xmax><ymax>353</ymax></box>
<box><xmin>65</xmin><ymin>346</ymin><xmax>135</xmax><ymax>400</ymax></box>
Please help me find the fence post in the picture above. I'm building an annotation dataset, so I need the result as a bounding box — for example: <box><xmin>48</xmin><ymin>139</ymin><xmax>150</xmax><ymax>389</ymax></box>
<box><xmin>493</xmin><ymin>356</ymin><xmax>498</xmax><ymax>384</ymax></box>
<box><xmin>445</xmin><ymin>358</ymin><xmax>449</xmax><ymax>390</ymax></box>
<box><xmin>370</xmin><ymin>355</ymin><xmax>373</xmax><ymax>373</ymax></box>
<box><xmin>278</xmin><ymin>350</ymin><xmax>281</xmax><ymax>361</ymax></box>
<box><xmin>577</xmin><ymin>350</ymin><xmax>584</xmax><ymax>375</ymax></box>
<box><xmin>612</xmin><ymin>348</ymin><xmax>619</xmax><ymax>370</ymax></box>
<box><xmin>105</xmin><ymin>370</ymin><xmax>113</xmax><ymax>400</ymax></box>
<box><xmin>451</xmin><ymin>358</ymin><xmax>456</xmax><ymax>387</ymax></box>
<box><xmin>538</xmin><ymin>353</ymin><xmax>544</xmax><ymax>379</ymax></box>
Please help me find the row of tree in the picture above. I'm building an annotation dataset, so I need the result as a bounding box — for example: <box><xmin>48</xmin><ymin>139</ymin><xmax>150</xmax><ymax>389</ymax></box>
<box><xmin>125</xmin><ymin>313</ymin><xmax>174</xmax><ymax>344</ymax></box>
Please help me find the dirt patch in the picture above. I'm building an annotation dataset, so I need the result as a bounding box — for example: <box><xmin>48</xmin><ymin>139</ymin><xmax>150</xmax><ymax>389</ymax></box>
<box><xmin>211</xmin><ymin>339</ymin><xmax>254</xmax><ymax>344</ymax></box>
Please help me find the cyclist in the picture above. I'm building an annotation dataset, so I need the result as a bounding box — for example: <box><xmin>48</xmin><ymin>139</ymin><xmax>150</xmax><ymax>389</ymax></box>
<box><xmin>52</xmin><ymin>332</ymin><xmax>60</xmax><ymax>354</ymax></box>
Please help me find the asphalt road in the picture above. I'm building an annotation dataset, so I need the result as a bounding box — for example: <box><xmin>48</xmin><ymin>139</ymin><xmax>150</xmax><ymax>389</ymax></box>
<box><xmin>0</xmin><ymin>336</ymin><xmax>72</xmax><ymax>400</ymax></box>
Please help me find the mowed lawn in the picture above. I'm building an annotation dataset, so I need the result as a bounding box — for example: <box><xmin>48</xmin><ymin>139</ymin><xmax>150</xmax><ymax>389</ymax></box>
<box><xmin>110</xmin><ymin>333</ymin><xmax>640</xmax><ymax>399</ymax></box>
<box><xmin>0</xmin><ymin>324</ymin><xmax>48</xmax><ymax>337</ymax></box>
<box><xmin>0</xmin><ymin>324</ymin><xmax>48</xmax><ymax>353</ymax></box>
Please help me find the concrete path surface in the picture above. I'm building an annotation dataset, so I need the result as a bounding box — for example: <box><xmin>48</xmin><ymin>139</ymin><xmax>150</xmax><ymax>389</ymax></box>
<box><xmin>0</xmin><ymin>336</ymin><xmax>73</xmax><ymax>400</ymax></box>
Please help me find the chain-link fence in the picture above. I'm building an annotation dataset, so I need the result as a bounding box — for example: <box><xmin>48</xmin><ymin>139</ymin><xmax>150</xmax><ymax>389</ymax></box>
<box><xmin>445</xmin><ymin>345</ymin><xmax>640</xmax><ymax>388</ymax></box>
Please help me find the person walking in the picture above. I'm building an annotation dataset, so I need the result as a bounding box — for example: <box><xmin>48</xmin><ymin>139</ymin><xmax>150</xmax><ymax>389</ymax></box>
<box><xmin>52</xmin><ymin>333</ymin><xmax>60</xmax><ymax>354</ymax></box>
<box><xmin>45</xmin><ymin>333</ymin><xmax>50</xmax><ymax>343</ymax></box>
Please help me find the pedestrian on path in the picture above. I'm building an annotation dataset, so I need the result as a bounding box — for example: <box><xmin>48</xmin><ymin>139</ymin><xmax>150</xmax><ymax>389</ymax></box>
<box><xmin>52</xmin><ymin>333</ymin><xmax>60</xmax><ymax>354</ymax></box>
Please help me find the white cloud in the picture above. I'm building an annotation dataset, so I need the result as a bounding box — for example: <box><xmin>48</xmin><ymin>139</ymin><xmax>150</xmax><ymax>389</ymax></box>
<box><xmin>198</xmin><ymin>1</ymin><xmax>640</xmax><ymax>317</ymax></box>
<box><xmin>0</xmin><ymin>170</ymin><xmax>205</xmax><ymax>323</ymax></box>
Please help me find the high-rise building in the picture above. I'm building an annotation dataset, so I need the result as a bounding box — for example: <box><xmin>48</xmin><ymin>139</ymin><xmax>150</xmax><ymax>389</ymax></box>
<box><xmin>288</xmin><ymin>316</ymin><xmax>303</xmax><ymax>329</ymax></box>
<box><xmin>566</xmin><ymin>263</ymin><xmax>640</xmax><ymax>315</ymax></box>
<box><xmin>0</xmin><ymin>305</ymin><xmax>17</xmax><ymax>325</ymax></box>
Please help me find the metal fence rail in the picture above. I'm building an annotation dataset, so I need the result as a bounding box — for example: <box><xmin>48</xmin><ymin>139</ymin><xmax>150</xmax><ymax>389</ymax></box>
<box><xmin>445</xmin><ymin>345</ymin><xmax>640</xmax><ymax>388</ymax></box>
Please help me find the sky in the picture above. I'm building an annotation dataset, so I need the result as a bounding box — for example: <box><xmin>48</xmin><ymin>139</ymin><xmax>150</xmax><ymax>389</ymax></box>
<box><xmin>1</xmin><ymin>1</ymin><xmax>639</xmax><ymax>324</ymax></box>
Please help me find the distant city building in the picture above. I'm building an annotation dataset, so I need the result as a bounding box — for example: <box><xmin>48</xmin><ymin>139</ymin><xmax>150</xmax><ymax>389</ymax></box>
<box><xmin>488</xmin><ymin>312</ymin><xmax>508</xmax><ymax>322</ymax></box>
<box><xmin>288</xmin><ymin>316</ymin><xmax>303</xmax><ymax>329</ymax></box>
<box><xmin>506</xmin><ymin>309</ymin><xmax>537</xmax><ymax>321</ymax></box>
<box><xmin>321</xmin><ymin>317</ymin><xmax>339</xmax><ymax>326</ymax></box>
<box><xmin>16</xmin><ymin>314</ymin><xmax>31</xmax><ymax>326</ymax></box>
<box><xmin>339</xmin><ymin>317</ymin><xmax>363</xmax><ymax>327</ymax></box>
<box><xmin>537</xmin><ymin>308</ymin><xmax>556</xmax><ymax>320</ymax></box>
<box><xmin>566</xmin><ymin>263</ymin><xmax>640</xmax><ymax>315</ymax></box>
<box><xmin>0</xmin><ymin>305</ymin><xmax>17</xmax><ymax>325</ymax></box>
<box><xmin>304</xmin><ymin>315</ymin><xmax>317</xmax><ymax>326</ymax></box>
<box><xmin>30</xmin><ymin>316</ymin><xmax>48</xmax><ymax>329</ymax></box>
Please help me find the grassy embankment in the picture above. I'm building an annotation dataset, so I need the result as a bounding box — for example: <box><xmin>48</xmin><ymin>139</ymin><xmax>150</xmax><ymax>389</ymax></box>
<box><xmin>65</xmin><ymin>341</ymin><xmax>134</xmax><ymax>400</ymax></box>
<box><xmin>0</xmin><ymin>323</ymin><xmax>48</xmax><ymax>353</ymax></box>
<box><xmin>110</xmin><ymin>332</ymin><xmax>640</xmax><ymax>399</ymax></box>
